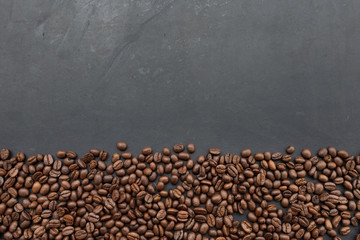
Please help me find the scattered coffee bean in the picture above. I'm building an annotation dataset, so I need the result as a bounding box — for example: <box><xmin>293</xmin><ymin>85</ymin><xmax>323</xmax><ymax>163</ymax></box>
<box><xmin>301</xmin><ymin>148</ymin><xmax>312</xmax><ymax>158</ymax></box>
<box><xmin>0</xmin><ymin>145</ymin><xmax>359</xmax><ymax>239</ymax></box>
<box><xmin>116</xmin><ymin>141</ymin><xmax>127</xmax><ymax>151</ymax></box>
<box><xmin>285</xmin><ymin>145</ymin><xmax>295</xmax><ymax>154</ymax></box>
<box><xmin>187</xmin><ymin>143</ymin><xmax>195</xmax><ymax>153</ymax></box>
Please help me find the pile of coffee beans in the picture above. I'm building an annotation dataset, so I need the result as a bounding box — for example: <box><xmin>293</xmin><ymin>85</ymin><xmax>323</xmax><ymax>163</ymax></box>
<box><xmin>0</xmin><ymin>143</ymin><xmax>360</xmax><ymax>240</ymax></box>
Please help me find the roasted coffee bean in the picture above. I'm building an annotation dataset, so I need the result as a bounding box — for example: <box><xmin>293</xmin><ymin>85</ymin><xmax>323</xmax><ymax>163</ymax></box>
<box><xmin>339</xmin><ymin>226</ymin><xmax>351</xmax><ymax>236</ymax></box>
<box><xmin>56</xmin><ymin>150</ymin><xmax>66</xmax><ymax>158</ymax></box>
<box><xmin>241</xmin><ymin>149</ymin><xmax>252</xmax><ymax>158</ymax></box>
<box><xmin>157</xmin><ymin>209</ymin><xmax>167</xmax><ymax>220</ymax></box>
<box><xmin>209</xmin><ymin>148</ymin><xmax>221</xmax><ymax>155</ymax></box>
<box><xmin>286</xmin><ymin>146</ymin><xmax>295</xmax><ymax>154</ymax></box>
<box><xmin>66</xmin><ymin>151</ymin><xmax>77</xmax><ymax>159</ymax></box>
<box><xmin>173</xmin><ymin>144</ymin><xmax>185</xmax><ymax>153</ymax></box>
<box><xmin>75</xmin><ymin>230</ymin><xmax>88</xmax><ymax>239</ymax></box>
<box><xmin>1</xmin><ymin>148</ymin><xmax>10</xmax><ymax>160</ymax></box>
<box><xmin>34</xmin><ymin>226</ymin><xmax>45</xmax><ymax>237</ymax></box>
<box><xmin>241</xmin><ymin>220</ymin><xmax>252</xmax><ymax>233</ymax></box>
<box><xmin>1</xmin><ymin>145</ymin><xmax>360</xmax><ymax>239</ymax></box>
<box><xmin>128</xmin><ymin>232</ymin><xmax>140</xmax><ymax>240</ymax></box>
<box><xmin>116</xmin><ymin>141</ymin><xmax>127</xmax><ymax>151</ymax></box>
<box><xmin>62</xmin><ymin>226</ymin><xmax>75</xmax><ymax>235</ymax></box>
<box><xmin>187</xmin><ymin>143</ymin><xmax>195</xmax><ymax>153</ymax></box>
<box><xmin>43</xmin><ymin>154</ymin><xmax>54</xmax><ymax>165</ymax></box>
<box><xmin>272</xmin><ymin>152</ymin><xmax>282</xmax><ymax>160</ymax></box>
<box><xmin>142</xmin><ymin>147</ymin><xmax>152</xmax><ymax>155</ymax></box>
<box><xmin>301</xmin><ymin>149</ymin><xmax>312</xmax><ymax>159</ymax></box>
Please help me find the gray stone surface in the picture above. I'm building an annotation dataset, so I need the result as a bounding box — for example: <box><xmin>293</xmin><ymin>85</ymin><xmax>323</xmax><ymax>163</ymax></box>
<box><xmin>1</xmin><ymin>0</ymin><xmax>360</xmax><ymax>238</ymax></box>
<box><xmin>2</xmin><ymin>0</ymin><xmax>360</xmax><ymax>156</ymax></box>
<box><xmin>1</xmin><ymin>0</ymin><xmax>360</xmax><ymax>154</ymax></box>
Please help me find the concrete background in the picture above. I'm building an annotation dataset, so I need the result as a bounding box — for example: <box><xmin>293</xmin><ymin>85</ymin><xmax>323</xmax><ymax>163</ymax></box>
<box><xmin>1</xmin><ymin>0</ymin><xmax>360</xmax><ymax>156</ymax></box>
<box><xmin>1</xmin><ymin>0</ymin><xmax>360</xmax><ymax>239</ymax></box>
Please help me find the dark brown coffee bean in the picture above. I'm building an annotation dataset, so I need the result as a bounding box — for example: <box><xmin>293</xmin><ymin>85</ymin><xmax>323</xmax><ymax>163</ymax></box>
<box><xmin>62</xmin><ymin>226</ymin><xmax>74</xmax><ymax>236</ymax></box>
<box><xmin>88</xmin><ymin>213</ymin><xmax>100</xmax><ymax>223</ymax></box>
<box><xmin>173</xmin><ymin>144</ymin><xmax>185</xmax><ymax>153</ymax></box>
<box><xmin>271</xmin><ymin>218</ymin><xmax>281</xmax><ymax>227</ymax></box>
<box><xmin>241</xmin><ymin>149</ymin><xmax>252</xmax><ymax>158</ymax></box>
<box><xmin>209</xmin><ymin>148</ymin><xmax>221</xmax><ymax>155</ymax></box>
<box><xmin>179</xmin><ymin>152</ymin><xmax>190</xmax><ymax>160</ymax></box>
<box><xmin>337</xmin><ymin>150</ymin><xmax>349</xmax><ymax>159</ymax></box>
<box><xmin>177</xmin><ymin>210</ymin><xmax>189</xmax><ymax>221</ymax></box>
<box><xmin>75</xmin><ymin>230</ymin><xmax>87</xmax><ymax>239</ymax></box>
<box><xmin>157</xmin><ymin>209</ymin><xmax>167</xmax><ymax>220</ymax></box>
<box><xmin>286</xmin><ymin>146</ymin><xmax>295</xmax><ymax>154</ymax></box>
<box><xmin>339</xmin><ymin>226</ymin><xmax>351</xmax><ymax>236</ymax></box>
<box><xmin>43</xmin><ymin>154</ymin><xmax>54</xmax><ymax>165</ymax></box>
<box><xmin>127</xmin><ymin>232</ymin><xmax>140</xmax><ymax>240</ymax></box>
<box><xmin>351</xmin><ymin>216</ymin><xmax>358</xmax><ymax>226</ymax></box>
<box><xmin>199</xmin><ymin>223</ymin><xmax>209</xmax><ymax>234</ymax></box>
<box><xmin>187</xmin><ymin>143</ymin><xmax>195</xmax><ymax>153</ymax></box>
<box><xmin>2</xmin><ymin>144</ymin><xmax>360</xmax><ymax>239</ymax></box>
<box><xmin>241</xmin><ymin>221</ymin><xmax>252</xmax><ymax>233</ymax></box>
<box><xmin>301</xmin><ymin>149</ymin><xmax>311</xmax><ymax>159</ymax></box>
<box><xmin>142</xmin><ymin>147</ymin><xmax>152</xmax><ymax>155</ymax></box>
<box><xmin>317</xmin><ymin>148</ymin><xmax>328</xmax><ymax>157</ymax></box>
<box><xmin>56</xmin><ymin>150</ymin><xmax>66</xmax><ymax>158</ymax></box>
<box><xmin>66</xmin><ymin>151</ymin><xmax>77</xmax><ymax>159</ymax></box>
<box><xmin>34</xmin><ymin>226</ymin><xmax>45</xmax><ymax>237</ymax></box>
<box><xmin>272</xmin><ymin>152</ymin><xmax>282</xmax><ymax>160</ymax></box>
<box><xmin>207</xmin><ymin>214</ymin><xmax>216</xmax><ymax>227</ymax></box>
<box><xmin>256</xmin><ymin>172</ymin><xmax>266</xmax><ymax>186</ymax></box>
<box><xmin>1</xmin><ymin>149</ymin><xmax>10</xmax><ymax>160</ymax></box>
<box><xmin>295</xmin><ymin>229</ymin><xmax>305</xmax><ymax>239</ymax></box>
<box><xmin>116</xmin><ymin>141</ymin><xmax>127</xmax><ymax>151</ymax></box>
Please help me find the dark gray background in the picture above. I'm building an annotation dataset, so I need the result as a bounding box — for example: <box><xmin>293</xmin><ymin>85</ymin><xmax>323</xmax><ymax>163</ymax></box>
<box><xmin>1</xmin><ymin>1</ymin><xmax>360</xmax><ymax>239</ymax></box>
<box><xmin>1</xmin><ymin>0</ymin><xmax>360</xmax><ymax>157</ymax></box>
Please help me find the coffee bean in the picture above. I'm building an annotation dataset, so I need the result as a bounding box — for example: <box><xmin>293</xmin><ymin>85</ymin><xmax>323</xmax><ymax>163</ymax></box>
<box><xmin>339</xmin><ymin>226</ymin><xmax>351</xmax><ymax>236</ymax></box>
<box><xmin>88</xmin><ymin>213</ymin><xmax>100</xmax><ymax>222</ymax></box>
<box><xmin>187</xmin><ymin>143</ymin><xmax>195</xmax><ymax>153</ymax></box>
<box><xmin>142</xmin><ymin>147</ymin><xmax>152</xmax><ymax>155</ymax></box>
<box><xmin>199</xmin><ymin>223</ymin><xmax>209</xmax><ymax>234</ymax></box>
<box><xmin>33</xmin><ymin>226</ymin><xmax>45</xmax><ymax>237</ymax></box>
<box><xmin>286</xmin><ymin>145</ymin><xmax>295</xmax><ymax>154</ymax></box>
<box><xmin>127</xmin><ymin>232</ymin><xmax>140</xmax><ymax>240</ymax></box>
<box><xmin>1</xmin><ymin>148</ymin><xmax>10</xmax><ymax>160</ymax></box>
<box><xmin>256</xmin><ymin>172</ymin><xmax>266</xmax><ymax>186</ymax></box>
<box><xmin>272</xmin><ymin>152</ymin><xmax>282</xmax><ymax>160</ymax></box>
<box><xmin>317</xmin><ymin>148</ymin><xmax>328</xmax><ymax>157</ymax></box>
<box><xmin>301</xmin><ymin>149</ymin><xmax>312</xmax><ymax>159</ymax></box>
<box><xmin>337</xmin><ymin>150</ymin><xmax>349</xmax><ymax>159</ymax></box>
<box><xmin>43</xmin><ymin>154</ymin><xmax>54</xmax><ymax>165</ymax></box>
<box><xmin>209</xmin><ymin>148</ymin><xmax>221</xmax><ymax>155</ymax></box>
<box><xmin>75</xmin><ymin>230</ymin><xmax>87</xmax><ymax>239</ymax></box>
<box><xmin>241</xmin><ymin>149</ymin><xmax>252</xmax><ymax>158</ymax></box>
<box><xmin>271</xmin><ymin>217</ymin><xmax>281</xmax><ymax>227</ymax></box>
<box><xmin>177</xmin><ymin>210</ymin><xmax>189</xmax><ymax>221</ymax></box>
<box><xmin>62</xmin><ymin>226</ymin><xmax>74</xmax><ymax>235</ymax></box>
<box><xmin>66</xmin><ymin>151</ymin><xmax>77</xmax><ymax>159</ymax></box>
<box><xmin>179</xmin><ymin>151</ymin><xmax>190</xmax><ymax>160</ymax></box>
<box><xmin>241</xmin><ymin>221</ymin><xmax>252</xmax><ymax>233</ymax></box>
<box><xmin>116</xmin><ymin>141</ymin><xmax>127</xmax><ymax>151</ymax></box>
<box><xmin>2</xmin><ymin>144</ymin><xmax>360</xmax><ymax>239</ymax></box>
<box><xmin>56</xmin><ymin>150</ymin><xmax>66</xmax><ymax>158</ymax></box>
<box><xmin>157</xmin><ymin>209</ymin><xmax>167</xmax><ymax>220</ymax></box>
<box><xmin>173</xmin><ymin>144</ymin><xmax>185</xmax><ymax>153</ymax></box>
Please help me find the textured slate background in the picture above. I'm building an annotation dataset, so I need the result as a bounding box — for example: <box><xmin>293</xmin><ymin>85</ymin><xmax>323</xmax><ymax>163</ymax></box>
<box><xmin>1</xmin><ymin>0</ymin><xmax>360</xmax><ymax>239</ymax></box>
<box><xmin>1</xmin><ymin>0</ymin><xmax>360</xmax><ymax>155</ymax></box>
